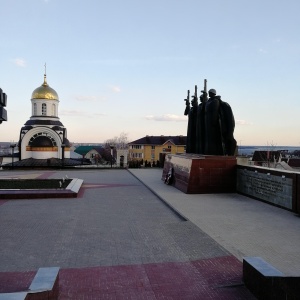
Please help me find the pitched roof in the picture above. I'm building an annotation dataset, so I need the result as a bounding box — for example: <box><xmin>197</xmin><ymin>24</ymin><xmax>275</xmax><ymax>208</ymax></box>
<box><xmin>128</xmin><ymin>136</ymin><xmax>187</xmax><ymax>146</ymax></box>
<box><xmin>288</xmin><ymin>158</ymin><xmax>300</xmax><ymax>168</ymax></box>
<box><xmin>74</xmin><ymin>146</ymin><xmax>103</xmax><ymax>155</ymax></box>
<box><xmin>252</xmin><ymin>151</ymin><xmax>281</xmax><ymax>162</ymax></box>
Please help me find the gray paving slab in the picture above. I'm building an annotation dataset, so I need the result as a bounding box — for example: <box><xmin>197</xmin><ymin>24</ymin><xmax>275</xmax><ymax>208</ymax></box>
<box><xmin>0</xmin><ymin>292</ymin><xmax>28</xmax><ymax>300</ymax></box>
<box><xmin>129</xmin><ymin>168</ymin><xmax>300</xmax><ymax>276</ymax></box>
<box><xmin>0</xmin><ymin>169</ymin><xmax>229</xmax><ymax>272</ymax></box>
<box><xmin>29</xmin><ymin>267</ymin><xmax>59</xmax><ymax>291</ymax></box>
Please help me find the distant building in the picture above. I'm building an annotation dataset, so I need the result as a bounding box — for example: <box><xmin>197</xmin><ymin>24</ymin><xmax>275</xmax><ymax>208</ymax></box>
<box><xmin>251</xmin><ymin>150</ymin><xmax>281</xmax><ymax>167</ymax></box>
<box><xmin>128</xmin><ymin>135</ymin><xmax>186</xmax><ymax>164</ymax></box>
<box><xmin>74</xmin><ymin>145</ymin><xmax>128</xmax><ymax>167</ymax></box>
<box><xmin>287</xmin><ymin>158</ymin><xmax>300</xmax><ymax>170</ymax></box>
<box><xmin>74</xmin><ymin>146</ymin><xmax>104</xmax><ymax>163</ymax></box>
<box><xmin>250</xmin><ymin>150</ymin><xmax>294</xmax><ymax>170</ymax></box>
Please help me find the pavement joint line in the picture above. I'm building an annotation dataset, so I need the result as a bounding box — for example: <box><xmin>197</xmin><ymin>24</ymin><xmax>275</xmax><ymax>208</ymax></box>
<box><xmin>127</xmin><ymin>169</ymin><xmax>188</xmax><ymax>222</ymax></box>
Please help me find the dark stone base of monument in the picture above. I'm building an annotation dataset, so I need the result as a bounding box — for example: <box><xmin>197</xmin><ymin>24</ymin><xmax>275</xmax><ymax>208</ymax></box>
<box><xmin>162</xmin><ymin>154</ymin><xmax>237</xmax><ymax>194</ymax></box>
<box><xmin>243</xmin><ymin>257</ymin><xmax>300</xmax><ymax>300</ymax></box>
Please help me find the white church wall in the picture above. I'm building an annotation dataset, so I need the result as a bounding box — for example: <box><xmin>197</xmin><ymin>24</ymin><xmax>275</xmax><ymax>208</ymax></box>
<box><xmin>31</xmin><ymin>98</ymin><xmax>58</xmax><ymax>117</ymax></box>
<box><xmin>20</xmin><ymin>127</ymin><xmax>67</xmax><ymax>160</ymax></box>
<box><xmin>27</xmin><ymin>151</ymin><xmax>59</xmax><ymax>160</ymax></box>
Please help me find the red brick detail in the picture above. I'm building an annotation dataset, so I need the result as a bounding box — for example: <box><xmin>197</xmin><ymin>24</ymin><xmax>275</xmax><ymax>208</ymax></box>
<box><xmin>37</xmin><ymin>172</ymin><xmax>57</xmax><ymax>179</ymax></box>
<box><xmin>77</xmin><ymin>184</ymin><xmax>139</xmax><ymax>198</ymax></box>
<box><xmin>0</xmin><ymin>271</ymin><xmax>35</xmax><ymax>293</ymax></box>
<box><xmin>0</xmin><ymin>200</ymin><xmax>7</xmax><ymax>206</ymax></box>
<box><xmin>0</xmin><ymin>256</ymin><xmax>255</xmax><ymax>299</ymax></box>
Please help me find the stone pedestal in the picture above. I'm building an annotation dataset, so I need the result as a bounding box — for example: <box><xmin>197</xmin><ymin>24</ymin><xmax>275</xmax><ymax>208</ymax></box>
<box><xmin>162</xmin><ymin>154</ymin><xmax>237</xmax><ymax>194</ymax></box>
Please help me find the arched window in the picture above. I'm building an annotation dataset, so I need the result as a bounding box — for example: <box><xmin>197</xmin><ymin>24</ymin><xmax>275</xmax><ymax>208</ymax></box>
<box><xmin>42</xmin><ymin>103</ymin><xmax>47</xmax><ymax>116</ymax></box>
<box><xmin>52</xmin><ymin>104</ymin><xmax>56</xmax><ymax>116</ymax></box>
<box><xmin>33</xmin><ymin>103</ymin><xmax>37</xmax><ymax>115</ymax></box>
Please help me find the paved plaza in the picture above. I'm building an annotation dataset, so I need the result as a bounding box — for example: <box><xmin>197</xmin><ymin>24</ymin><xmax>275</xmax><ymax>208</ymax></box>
<box><xmin>1</xmin><ymin>168</ymin><xmax>298</xmax><ymax>299</ymax></box>
<box><xmin>130</xmin><ymin>169</ymin><xmax>300</xmax><ymax>276</ymax></box>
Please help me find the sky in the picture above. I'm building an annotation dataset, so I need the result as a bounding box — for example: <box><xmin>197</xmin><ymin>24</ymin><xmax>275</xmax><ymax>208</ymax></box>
<box><xmin>1</xmin><ymin>0</ymin><xmax>300</xmax><ymax>146</ymax></box>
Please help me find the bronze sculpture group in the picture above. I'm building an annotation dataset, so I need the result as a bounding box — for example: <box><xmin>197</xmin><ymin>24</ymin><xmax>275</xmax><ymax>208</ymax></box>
<box><xmin>184</xmin><ymin>80</ymin><xmax>237</xmax><ymax>156</ymax></box>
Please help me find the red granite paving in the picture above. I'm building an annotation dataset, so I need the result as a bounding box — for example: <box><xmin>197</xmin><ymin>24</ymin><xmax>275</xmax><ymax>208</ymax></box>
<box><xmin>0</xmin><ymin>271</ymin><xmax>35</xmax><ymax>293</ymax></box>
<box><xmin>191</xmin><ymin>255</ymin><xmax>245</xmax><ymax>286</ymax></box>
<box><xmin>78</xmin><ymin>183</ymin><xmax>139</xmax><ymax>198</ymax></box>
<box><xmin>37</xmin><ymin>172</ymin><xmax>57</xmax><ymax>179</ymax></box>
<box><xmin>0</xmin><ymin>200</ymin><xmax>7</xmax><ymax>206</ymax></box>
<box><xmin>0</xmin><ymin>256</ymin><xmax>255</xmax><ymax>299</ymax></box>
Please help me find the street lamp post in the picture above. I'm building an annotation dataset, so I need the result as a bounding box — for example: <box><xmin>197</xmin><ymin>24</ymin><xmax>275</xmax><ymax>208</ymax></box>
<box><xmin>10</xmin><ymin>143</ymin><xmax>16</xmax><ymax>169</ymax></box>
<box><xmin>61</xmin><ymin>144</ymin><xmax>65</xmax><ymax>168</ymax></box>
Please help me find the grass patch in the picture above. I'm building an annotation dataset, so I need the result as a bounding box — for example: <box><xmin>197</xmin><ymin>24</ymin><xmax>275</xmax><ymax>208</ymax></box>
<box><xmin>0</xmin><ymin>179</ymin><xmax>72</xmax><ymax>189</ymax></box>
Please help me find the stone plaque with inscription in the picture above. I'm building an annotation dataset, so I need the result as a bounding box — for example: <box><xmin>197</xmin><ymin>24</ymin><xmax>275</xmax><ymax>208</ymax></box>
<box><xmin>237</xmin><ymin>168</ymin><xmax>293</xmax><ymax>210</ymax></box>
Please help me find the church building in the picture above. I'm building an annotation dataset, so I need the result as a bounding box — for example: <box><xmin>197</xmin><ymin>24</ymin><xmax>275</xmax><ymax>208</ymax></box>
<box><xmin>18</xmin><ymin>72</ymin><xmax>71</xmax><ymax>161</ymax></box>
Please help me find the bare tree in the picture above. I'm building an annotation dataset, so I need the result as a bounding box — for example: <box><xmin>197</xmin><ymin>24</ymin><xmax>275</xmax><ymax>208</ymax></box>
<box><xmin>105</xmin><ymin>132</ymin><xmax>129</xmax><ymax>149</ymax></box>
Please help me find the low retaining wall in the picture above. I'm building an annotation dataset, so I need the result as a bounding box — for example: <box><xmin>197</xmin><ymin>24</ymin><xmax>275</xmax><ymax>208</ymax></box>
<box><xmin>0</xmin><ymin>178</ymin><xmax>83</xmax><ymax>199</ymax></box>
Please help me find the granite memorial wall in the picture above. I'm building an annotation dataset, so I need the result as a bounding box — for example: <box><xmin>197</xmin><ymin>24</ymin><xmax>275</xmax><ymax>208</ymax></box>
<box><xmin>237</xmin><ymin>165</ymin><xmax>300</xmax><ymax>213</ymax></box>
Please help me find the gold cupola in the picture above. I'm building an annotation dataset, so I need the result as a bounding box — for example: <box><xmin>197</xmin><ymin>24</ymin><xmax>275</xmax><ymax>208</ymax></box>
<box><xmin>31</xmin><ymin>74</ymin><xmax>59</xmax><ymax>100</ymax></box>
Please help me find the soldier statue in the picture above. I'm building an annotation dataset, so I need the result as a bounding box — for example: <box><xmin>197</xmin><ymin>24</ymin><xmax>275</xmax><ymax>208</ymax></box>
<box><xmin>184</xmin><ymin>80</ymin><xmax>236</xmax><ymax>156</ymax></box>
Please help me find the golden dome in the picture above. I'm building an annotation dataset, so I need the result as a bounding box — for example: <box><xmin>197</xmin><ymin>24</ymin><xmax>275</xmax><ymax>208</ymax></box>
<box><xmin>31</xmin><ymin>75</ymin><xmax>59</xmax><ymax>100</ymax></box>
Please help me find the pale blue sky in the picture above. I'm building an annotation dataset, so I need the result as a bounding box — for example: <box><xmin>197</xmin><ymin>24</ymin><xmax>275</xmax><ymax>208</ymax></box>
<box><xmin>1</xmin><ymin>0</ymin><xmax>300</xmax><ymax>145</ymax></box>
